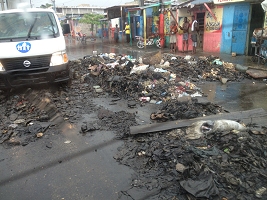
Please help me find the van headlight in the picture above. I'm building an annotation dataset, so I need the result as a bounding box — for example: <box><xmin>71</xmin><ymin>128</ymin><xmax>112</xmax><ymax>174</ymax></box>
<box><xmin>50</xmin><ymin>51</ymin><xmax>69</xmax><ymax>66</ymax></box>
<box><xmin>0</xmin><ymin>62</ymin><xmax>5</xmax><ymax>72</ymax></box>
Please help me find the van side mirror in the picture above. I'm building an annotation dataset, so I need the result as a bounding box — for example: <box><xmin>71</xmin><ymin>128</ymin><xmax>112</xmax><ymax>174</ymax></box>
<box><xmin>62</xmin><ymin>24</ymin><xmax>71</xmax><ymax>34</ymax></box>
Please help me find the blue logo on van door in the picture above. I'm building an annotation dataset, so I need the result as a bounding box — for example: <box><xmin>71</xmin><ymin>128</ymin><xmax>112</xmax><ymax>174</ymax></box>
<box><xmin>16</xmin><ymin>42</ymin><xmax>31</xmax><ymax>53</ymax></box>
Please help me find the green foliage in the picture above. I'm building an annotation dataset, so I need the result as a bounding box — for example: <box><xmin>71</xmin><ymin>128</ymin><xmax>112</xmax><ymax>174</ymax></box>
<box><xmin>79</xmin><ymin>13</ymin><xmax>104</xmax><ymax>25</ymax></box>
<box><xmin>40</xmin><ymin>3</ymin><xmax>53</xmax><ymax>8</ymax></box>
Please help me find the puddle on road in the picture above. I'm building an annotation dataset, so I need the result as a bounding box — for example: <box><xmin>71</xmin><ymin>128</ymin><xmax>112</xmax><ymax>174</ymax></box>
<box><xmin>66</xmin><ymin>39</ymin><xmax>154</xmax><ymax>60</ymax></box>
<box><xmin>199</xmin><ymin>81</ymin><xmax>267</xmax><ymax>112</ymax></box>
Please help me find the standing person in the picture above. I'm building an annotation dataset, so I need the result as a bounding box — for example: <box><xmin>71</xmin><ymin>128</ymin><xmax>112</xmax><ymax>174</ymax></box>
<box><xmin>169</xmin><ymin>21</ymin><xmax>178</xmax><ymax>53</ymax></box>
<box><xmin>191</xmin><ymin>15</ymin><xmax>199</xmax><ymax>54</ymax></box>
<box><xmin>114</xmin><ymin>24</ymin><xmax>119</xmax><ymax>43</ymax></box>
<box><xmin>124</xmin><ymin>22</ymin><xmax>130</xmax><ymax>43</ymax></box>
<box><xmin>179</xmin><ymin>17</ymin><xmax>190</xmax><ymax>53</ymax></box>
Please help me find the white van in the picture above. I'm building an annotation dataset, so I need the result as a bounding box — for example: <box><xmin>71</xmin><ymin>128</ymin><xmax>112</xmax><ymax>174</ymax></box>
<box><xmin>0</xmin><ymin>8</ymin><xmax>71</xmax><ymax>89</ymax></box>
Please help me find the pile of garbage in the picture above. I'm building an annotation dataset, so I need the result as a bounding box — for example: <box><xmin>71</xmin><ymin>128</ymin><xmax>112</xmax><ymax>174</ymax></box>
<box><xmin>68</xmin><ymin>52</ymin><xmax>247</xmax><ymax>105</ymax></box>
<box><xmin>115</xmin><ymin>120</ymin><xmax>267</xmax><ymax>199</ymax></box>
<box><xmin>150</xmin><ymin>98</ymin><xmax>227</xmax><ymax>122</ymax></box>
<box><xmin>0</xmin><ymin>87</ymin><xmax>100</xmax><ymax>147</ymax></box>
<box><xmin>67</xmin><ymin>52</ymin><xmax>267</xmax><ymax>199</ymax></box>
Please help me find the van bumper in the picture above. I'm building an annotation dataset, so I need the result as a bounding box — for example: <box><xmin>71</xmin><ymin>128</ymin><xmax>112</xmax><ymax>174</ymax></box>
<box><xmin>0</xmin><ymin>63</ymin><xmax>70</xmax><ymax>89</ymax></box>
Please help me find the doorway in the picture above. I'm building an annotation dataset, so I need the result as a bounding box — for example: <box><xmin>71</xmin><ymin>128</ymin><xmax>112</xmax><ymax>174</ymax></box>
<box><xmin>197</xmin><ymin>12</ymin><xmax>205</xmax><ymax>50</ymax></box>
<box><xmin>247</xmin><ymin>3</ymin><xmax>265</xmax><ymax>56</ymax></box>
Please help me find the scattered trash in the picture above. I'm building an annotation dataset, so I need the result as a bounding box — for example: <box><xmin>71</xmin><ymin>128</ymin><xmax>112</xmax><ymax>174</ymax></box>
<box><xmin>139</xmin><ymin>97</ymin><xmax>150</xmax><ymax>102</ymax></box>
<box><xmin>130</xmin><ymin>65</ymin><xmax>149</xmax><ymax>74</ymax></box>
<box><xmin>220</xmin><ymin>77</ymin><xmax>228</xmax><ymax>84</ymax></box>
<box><xmin>13</xmin><ymin>119</ymin><xmax>25</xmax><ymax>124</ymax></box>
<box><xmin>175</xmin><ymin>163</ymin><xmax>187</xmax><ymax>173</ymax></box>
<box><xmin>212</xmin><ymin>58</ymin><xmax>223</xmax><ymax>65</ymax></box>
<box><xmin>8</xmin><ymin>124</ymin><xmax>18</xmax><ymax>129</ymax></box>
<box><xmin>36</xmin><ymin>132</ymin><xmax>43</xmax><ymax>138</ymax></box>
<box><xmin>186</xmin><ymin>120</ymin><xmax>247</xmax><ymax>139</ymax></box>
<box><xmin>255</xmin><ymin>187</ymin><xmax>267</xmax><ymax>198</ymax></box>
<box><xmin>1</xmin><ymin>51</ymin><xmax>266</xmax><ymax>199</ymax></box>
<box><xmin>180</xmin><ymin>172</ymin><xmax>219</xmax><ymax>198</ymax></box>
<box><xmin>95</xmin><ymin>88</ymin><xmax>103</xmax><ymax>93</ymax></box>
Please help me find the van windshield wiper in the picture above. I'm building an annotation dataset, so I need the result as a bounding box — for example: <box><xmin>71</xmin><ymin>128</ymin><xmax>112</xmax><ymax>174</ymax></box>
<box><xmin>27</xmin><ymin>16</ymin><xmax>38</xmax><ymax>39</ymax></box>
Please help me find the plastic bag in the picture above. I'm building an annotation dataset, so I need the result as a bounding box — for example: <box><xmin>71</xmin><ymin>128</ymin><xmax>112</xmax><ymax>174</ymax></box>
<box><xmin>180</xmin><ymin>172</ymin><xmax>219</xmax><ymax>198</ymax></box>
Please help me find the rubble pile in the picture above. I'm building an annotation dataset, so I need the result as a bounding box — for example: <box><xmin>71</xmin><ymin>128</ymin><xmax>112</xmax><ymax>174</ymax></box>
<box><xmin>115</xmin><ymin>123</ymin><xmax>267</xmax><ymax>199</ymax></box>
<box><xmin>163</xmin><ymin>54</ymin><xmax>246</xmax><ymax>82</ymax></box>
<box><xmin>96</xmin><ymin>109</ymin><xmax>137</xmax><ymax>138</ymax></box>
<box><xmin>0</xmin><ymin>52</ymin><xmax>266</xmax><ymax>199</ymax></box>
<box><xmin>150</xmin><ymin>98</ymin><xmax>227</xmax><ymax>122</ymax></box>
<box><xmin>0</xmin><ymin>89</ymin><xmax>60</xmax><ymax>146</ymax></box>
<box><xmin>0</xmin><ymin>52</ymin><xmax>253</xmax><ymax>147</ymax></box>
<box><xmin>68</xmin><ymin>52</ymin><xmax>247</xmax><ymax>102</ymax></box>
<box><xmin>0</xmin><ymin>88</ymin><xmax>99</xmax><ymax>146</ymax></box>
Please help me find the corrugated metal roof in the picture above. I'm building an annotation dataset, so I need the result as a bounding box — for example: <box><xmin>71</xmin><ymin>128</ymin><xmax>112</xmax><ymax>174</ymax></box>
<box><xmin>171</xmin><ymin>0</ymin><xmax>212</xmax><ymax>8</ymax></box>
<box><xmin>190</xmin><ymin>0</ymin><xmax>213</xmax><ymax>5</ymax></box>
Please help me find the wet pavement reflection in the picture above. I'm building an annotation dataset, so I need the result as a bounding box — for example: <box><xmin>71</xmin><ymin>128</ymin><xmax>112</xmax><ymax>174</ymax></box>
<box><xmin>199</xmin><ymin>81</ymin><xmax>267</xmax><ymax>112</ymax></box>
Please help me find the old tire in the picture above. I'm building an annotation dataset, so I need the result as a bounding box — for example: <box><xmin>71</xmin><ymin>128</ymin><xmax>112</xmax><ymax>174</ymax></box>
<box><xmin>137</xmin><ymin>41</ymin><xmax>144</xmax><ymax>48</ymax></box>
<box><xmin>156</xmin><ymin>39</ymin><xmax>161</xmax><ymax>48</ymax></box>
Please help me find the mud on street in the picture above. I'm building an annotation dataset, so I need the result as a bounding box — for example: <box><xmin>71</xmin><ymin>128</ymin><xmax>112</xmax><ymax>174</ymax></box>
<box><xmin>1</xmin><ymin>50</ymin><xmax>267</xmax><ymax>200</ymax></box>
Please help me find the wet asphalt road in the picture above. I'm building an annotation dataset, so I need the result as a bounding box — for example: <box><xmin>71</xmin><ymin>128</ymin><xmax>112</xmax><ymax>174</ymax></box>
<box><xmin>0</xmin><ymin>38</ymin><xmax>267</xmax><ymax>200</ymax></box>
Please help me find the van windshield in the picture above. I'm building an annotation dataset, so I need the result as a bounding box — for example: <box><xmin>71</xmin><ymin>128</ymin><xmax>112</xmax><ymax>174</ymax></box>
<box><xmin>0</xmin><ymin>11</ymin><xmax>59</xmax><ymax>40</ymax></box>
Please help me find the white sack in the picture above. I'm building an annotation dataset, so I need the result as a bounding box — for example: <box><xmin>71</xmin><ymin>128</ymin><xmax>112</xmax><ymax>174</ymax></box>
<box><xmin>185</xmin><ymin>120</ymin><xmax>247</xmax><ymax>140</ymax></box>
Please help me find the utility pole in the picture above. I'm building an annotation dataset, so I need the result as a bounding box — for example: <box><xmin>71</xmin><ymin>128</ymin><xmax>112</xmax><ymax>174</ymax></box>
<box><xmin>139</xmin><ymin>0</ymin><xmax>144</xmax><ymax>7</ymax></box>
<box><xmin>1</xmin><ymin>0</ymin><xmax>5</xmax><ymax>11</ymax></box>
<box><xmin>159</xmin><ymin>0</ymin><xmax>165</xmax><ymax>47</ymax></box>
<box><xmin>51</xmin><ymin>0</ymin><xmax>56</xmax><ymax>12</ymax></box>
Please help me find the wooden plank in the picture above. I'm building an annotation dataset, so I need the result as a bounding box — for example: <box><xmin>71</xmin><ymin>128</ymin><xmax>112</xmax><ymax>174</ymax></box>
<box><xmin>130</xmin><ymin>108</ymin><xmax>267</xmax><ymax>135</ymax></box>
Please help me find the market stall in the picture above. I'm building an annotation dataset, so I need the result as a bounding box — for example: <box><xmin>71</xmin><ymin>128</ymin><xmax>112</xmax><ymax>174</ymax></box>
<box><xmin>251</xmin><ymin>0</ymin><xmax>267</xmax><ymax>64</ymax></box>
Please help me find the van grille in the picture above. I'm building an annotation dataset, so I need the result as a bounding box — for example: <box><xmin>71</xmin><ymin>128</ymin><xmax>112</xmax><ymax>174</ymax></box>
<box><xmin>1</xmin><ymin>55</ymin><xmax>52</xmax><ymax>71</ymax></box>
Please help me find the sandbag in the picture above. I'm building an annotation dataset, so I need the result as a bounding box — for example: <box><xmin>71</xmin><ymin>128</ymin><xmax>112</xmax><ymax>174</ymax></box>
<box><xmin>186</xmin><ymin>119</ymin><xmax>247</xmax><ymax>139</ymax></box>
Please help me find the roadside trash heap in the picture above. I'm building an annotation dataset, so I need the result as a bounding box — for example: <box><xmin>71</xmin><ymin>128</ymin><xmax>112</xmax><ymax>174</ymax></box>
<box><xmin>1</xmin><ymin>51</ymin><xmax>266</xmax><ymax>199</ymax></box>
<box><xmin>66</xmin><ymin>52</ymin><xmax>267</xmax><ymax>199</ymax></box>
<box><xmin>115</xmin><ymin>117</ymin><xmax>267</xmax><ymax>200</ymax></box>
<box><xmin>68</xmin><ymin>51</ymin><xmax>247</xmax><ymax>105</ymax></box>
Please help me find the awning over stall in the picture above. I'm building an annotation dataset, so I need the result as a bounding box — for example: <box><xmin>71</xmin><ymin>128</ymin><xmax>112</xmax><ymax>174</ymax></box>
<box><xmin>214</xmin><ymin>0</ymin><xmax>263</xmax><ymax>4</ymax></box>
<box><xmin>262</xmin><ymin>0</ymin><xmax>267</xmax><ymax>12</ymax></box>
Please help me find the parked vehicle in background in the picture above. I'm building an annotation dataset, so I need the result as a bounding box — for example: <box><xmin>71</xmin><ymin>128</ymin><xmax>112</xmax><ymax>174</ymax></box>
<box><xmin>0</xmin><ymin>8</ymin><xmax>71</xmax><ymax>90</ymax></box>
<box><xmin>135</xmin><ymin>33</ymin><xmax>161</xmax><ymax>49</ymax></box>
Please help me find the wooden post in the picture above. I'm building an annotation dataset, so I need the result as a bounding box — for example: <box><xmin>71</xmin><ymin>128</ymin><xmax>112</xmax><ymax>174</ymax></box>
<box><xmin>144</xmin><ymin>9</ymin><xmax>146</xmax><ymax>49</ymax></box>
<box><xmin>159</xmin><ymin>13</ymin><xmax>164</xmax><ymax>47</ymax></box>
<box><xmin>121</xmin><ymin>6</ymin><xmax>124</xmax><ymax>45</ymax></box>
<box><xmin>128</xmin><ymin>11</ymin><xmax>132</xmax><ymax>46</ymax></box>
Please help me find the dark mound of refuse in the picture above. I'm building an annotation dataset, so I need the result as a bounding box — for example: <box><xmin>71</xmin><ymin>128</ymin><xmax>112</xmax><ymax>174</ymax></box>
<box><xmin>151</xmin><ymin>98</ymin><xmax>227</xmax><ymax>122</ymax></box>
<box><xmin>68</xmin><ymin>53</ymin><xmax>247</xmax><ymax>102</ymax></box>
<box><xmin>115</xmin><ymin>123</ymin><xmax>267</xmax><ymax>199</ymax></box>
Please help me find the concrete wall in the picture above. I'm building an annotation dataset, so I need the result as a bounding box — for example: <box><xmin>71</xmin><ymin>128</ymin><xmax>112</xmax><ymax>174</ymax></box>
<box><xmin>203</xmin><ymin>5</ymin><xmax>223</xmax><ymax>53</ymax></box>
